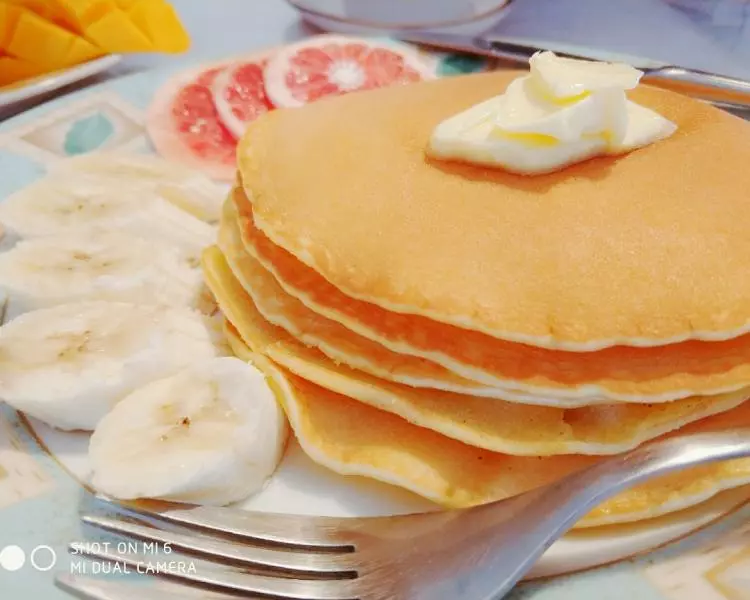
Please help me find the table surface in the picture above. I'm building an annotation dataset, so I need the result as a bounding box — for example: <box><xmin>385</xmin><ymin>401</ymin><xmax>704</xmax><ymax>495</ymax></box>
<box><xmin>1</xmin><ymin>3</ymin><xmax>749</xmax><ymax>599</ymax></box>
<box><xmin>111</xmin><ymin>1</ymin><xmax>309</xmax><ymax>73</ymax></box>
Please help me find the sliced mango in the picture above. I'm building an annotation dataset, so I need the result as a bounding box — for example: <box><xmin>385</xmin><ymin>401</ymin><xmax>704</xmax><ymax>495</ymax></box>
<box><xmin>7</xmin><ymin>10</ymin><xmax>77</xmax><ymax>68</ymax></box>
<box><xmin>66</xmin><ymin>34</ymin><xmax>106</xmax><ymax>64</ymax></box>
<box><xmin>0</xmin><ymin>3</ymin><xmax>24</xmax><ymax>49</ymax></box>
<box><xmin>3</xmin><ymin>0</ymin><xmax>61</xmax><ymax>22</ymax></box>
<box><xmin>8</xmin><ymin>7</ymin><xmax>104</xmax><ymax>69</ymax></box>
<box><xmin>128</xmin><ymin>0</ymin><xmax>190</xmax><ymax>53</ymax></box>
<box><xmin>114</xmin><ymin>0</ymin><xmax>139</xmax><ymax>7</ymax></box>
<box><xmin>0</xmin><ymin>0</ymin><xmax>190</xmax><ymax>86</ymax></box>
<box><xmin>49</xmin><ymin>0</ymin><xmax>186</xmax><ymax>53</ymax></box>
<box><xmin>83</xmin><ymin>9</ymin><xmax>154</xmax><ymax>52</ymax></box>
<box><xmin>36</xmin><ymin>0</ymin><xmax>98</xmax><ymax>33</ymax></box>
<box><xmin>55</xmin><ymin>0</ymin><xmax>117</xmax><ymax>29</ymax></box>
<box><xmin>0</xmin><ymin>56</ymin><xmax>48</xmax><ymax>87</ymax></box>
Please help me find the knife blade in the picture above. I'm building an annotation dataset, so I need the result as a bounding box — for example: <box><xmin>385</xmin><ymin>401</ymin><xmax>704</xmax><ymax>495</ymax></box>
<box><xmin>396</xmin><ymin>32</ymin><xmax>750</xmax><ymax>111</ymax></box>
<box><xmin>399</xmin><ymin>32</ymin><xmax>666</xmax><ymax>68</ymax></box>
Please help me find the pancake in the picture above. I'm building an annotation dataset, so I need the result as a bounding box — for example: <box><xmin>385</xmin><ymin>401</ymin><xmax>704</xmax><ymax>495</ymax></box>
<box><xmin>219</xmin><ymin>196</ymin><xmax>578</xmax><ymax>405</ymax></box>
<box><xmin>267</xmin><ymin>337</ymin><xmax>750</xmax><ymax>458</ymax></box>
<box><xmin>216</xmin><ymin>201</ymin><xmax>497</xmax><ymax>396</ymax></box>
<box><xmin>233</xmin><ymin>186</ymin><xmax>750</xmax><ymax>403</ymax></box>
<box><xmin>223</xmin><ymin>319</ymin><xmax>750</xmax><ymax>528</ymax></box>
<box><xmin>202</xmin><ymin>243</ymin><xmax>750</xmax><ymax>457</ymax></box>
<box><xmin>238</xmin><ymin>70</ymin><xmax>750</xmax><ymax>350</ymax></box>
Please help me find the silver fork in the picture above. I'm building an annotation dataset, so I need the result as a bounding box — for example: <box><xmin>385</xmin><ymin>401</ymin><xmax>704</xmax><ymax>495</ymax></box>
<box><xmin>57</xmin><ymin>428</ymin><xmax>750</xmax><ymax>600</ymax></box>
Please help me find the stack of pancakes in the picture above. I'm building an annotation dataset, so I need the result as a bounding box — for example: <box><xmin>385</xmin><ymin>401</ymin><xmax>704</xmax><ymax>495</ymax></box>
<box><xmin>202</xmin><ymin>71</ymin><xmax>750</xmax><ymax>528</ymax></box>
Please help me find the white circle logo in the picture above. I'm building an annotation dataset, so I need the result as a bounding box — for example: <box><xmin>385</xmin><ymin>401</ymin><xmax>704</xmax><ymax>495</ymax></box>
<box><xmin>30</xmin><ymin>546</ymin><xmax>56</xmax><ymax>572</ymax></box>
<box><xmin>0</xmin><ymin>546</ymin><xmax>26</xmax><ymax>572</ymax></box>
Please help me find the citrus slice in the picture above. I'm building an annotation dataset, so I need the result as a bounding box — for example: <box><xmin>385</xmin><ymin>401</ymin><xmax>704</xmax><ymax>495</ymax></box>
<box><xmin>211</xmin><ymin>56</ymin><xmax>274</xmax><ymax>140</ymax></box>
<box><xmin>263</xmin><ymin>34</ymin><xmax>436</xmax><ymax>108</ymax></box>
<box><xmin>147</xmin><ymin>62</ymin><xmax>237</xmax><ymax>181</ymax></box>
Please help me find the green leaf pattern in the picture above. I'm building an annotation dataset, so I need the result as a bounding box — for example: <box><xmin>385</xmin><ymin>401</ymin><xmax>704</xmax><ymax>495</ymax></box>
<box><xmin>63</xmin><ymin>113</ymin><xmax>115</xmax><ymax>156</ymax></box>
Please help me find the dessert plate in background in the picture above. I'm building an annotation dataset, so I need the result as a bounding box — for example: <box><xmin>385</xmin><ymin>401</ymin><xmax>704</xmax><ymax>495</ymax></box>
<box><xmin>0</xmin><ymin>55</ymin><xmax>122</xmax><ymax>113</ymax></box>
<box><xmin>286</xmin><ymin>0</ymin><xmax>513</xmax><ymax>35</ymax></box>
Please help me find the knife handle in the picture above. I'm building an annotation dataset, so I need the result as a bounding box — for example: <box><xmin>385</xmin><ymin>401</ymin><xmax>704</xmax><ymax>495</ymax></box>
<box><xmin>643</xmin><ymin>67</ymin><xmax>750</xmax><ymax>110</ymax></box>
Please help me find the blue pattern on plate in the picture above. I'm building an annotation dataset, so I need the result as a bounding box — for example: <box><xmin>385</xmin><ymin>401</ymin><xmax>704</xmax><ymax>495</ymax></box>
<box><xmin>63</xmin><ymin>113</ymin><xmax>115</xmax><ymax>156</ymax></box>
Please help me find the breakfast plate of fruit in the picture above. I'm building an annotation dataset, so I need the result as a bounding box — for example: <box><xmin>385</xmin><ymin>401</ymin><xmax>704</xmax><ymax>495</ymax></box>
<box><xmin>0</xmin><ymin>0</ymin><xmax>188</xmax><ymax>109</ymax></box>
<box><xmin>0</xmin><ymin>32</ymin><xmax>749</xmax><ymax>600</ymax></box>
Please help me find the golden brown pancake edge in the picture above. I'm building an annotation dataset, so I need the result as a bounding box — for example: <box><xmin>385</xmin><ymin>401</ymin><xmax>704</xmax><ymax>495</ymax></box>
<box><xmin>239</xmin><ymin>71</ymin><xmax>750</xmax><ymax>349</ymax></box>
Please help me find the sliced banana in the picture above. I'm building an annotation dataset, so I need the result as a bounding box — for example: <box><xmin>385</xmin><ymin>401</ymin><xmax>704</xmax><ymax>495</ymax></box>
<box><xmin>0</xmin><ymin>301</ymin><xmax>224</xmax><ymax>431</ymax></box>
<box><xmin>0</xmin><ymin>174</ymin><xmax>216</xmax><ymax>258</ymax></box>
<box><xmin>89</xmin><ymin>356</ymin><xmax>288</xmax><ymax>506</ymax></box>
<box><xmin>49</xmin><ymin>152</ymin><xmax>226</xmax><ymax>222</ymax></box>
<box><xmin>0</xmin><ymin>231</ymin><xmax>205</xmax><ymax>314</ymax></box>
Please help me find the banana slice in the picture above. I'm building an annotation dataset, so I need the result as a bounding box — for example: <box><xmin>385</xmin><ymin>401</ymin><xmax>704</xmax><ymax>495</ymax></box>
<box><xmin>0</xmin><ymin>175</ymin><xmax>216</xmax><ymax>257</ymax></box>
<box><xmin>89</xmin><ymin>356</ymin><xmax>288</xmax><ymax>505</ymax></box>
<box><xmin>49</xmin><ymin>152</ymin><xmax>226</xmax><ymax>223</ymax></box>
<box><xmin>0</xmin><ymin>301</ymin><xmax>224</xmax><ymax>431</ymax></box>
<box><xmin>0</xmin><ymin>231</ymin><xmax>205</xmax><ymax>314</ymax></box>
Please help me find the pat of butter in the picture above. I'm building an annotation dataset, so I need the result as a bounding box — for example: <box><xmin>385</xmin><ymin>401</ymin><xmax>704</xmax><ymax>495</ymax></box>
<box><xmin>428</xmin><ymin>51</ymin><xmax>677</xmax><ymax>174</ymax></box>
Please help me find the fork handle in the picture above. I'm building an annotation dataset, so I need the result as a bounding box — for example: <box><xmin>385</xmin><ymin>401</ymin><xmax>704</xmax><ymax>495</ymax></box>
<box><xmin>539</xmin><ymin>428</ymin><xmax>750</xmax><ymax>530</ymax></box>
<box><xmin>421</xmin><ymin>428</ymin><xmax>750</xmax><ymax>600</ymax></box>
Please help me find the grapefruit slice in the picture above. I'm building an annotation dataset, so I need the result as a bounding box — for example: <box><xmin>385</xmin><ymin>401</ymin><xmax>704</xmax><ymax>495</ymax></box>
<box><xmin>147</xmin><ymin>61</ymin><xmax>238</xmax><ymax>181</ymax></box>
<box><xmin>263</xmin><ymin>35</ymin><xmax>436</xmax><ymax>108</ymax></box>
<box><xmin>211</xmin><ymin>57</ymin><xmax>274</xmax><ymax>140</ymax></box>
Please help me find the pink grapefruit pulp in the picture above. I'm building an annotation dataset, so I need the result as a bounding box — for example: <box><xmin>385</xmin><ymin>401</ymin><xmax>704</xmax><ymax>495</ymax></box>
<box><xmin>211</xmin><ymin>59</ymin><xmax>274</xmax><ymax>140</ymax></box>
<box><xmin>147</xmin><ymin>62</ymin><xmax>239</xmax><ymax>181</ymax></box>
<box><xmin>263</xmin><ymin>35</ymin><xmax>437</xmax><ymax>108</ymax></box>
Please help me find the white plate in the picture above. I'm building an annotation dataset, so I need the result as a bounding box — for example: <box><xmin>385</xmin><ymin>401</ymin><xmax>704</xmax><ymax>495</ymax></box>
<box><xmin>27</xmin><ymin>417</ymin><xmax>750</xmax><ymax>581</ymax></box>
<box><xmin>2</xmin><ymin>58</ymin><xmax>749</xmax><ymax>597</ymax></box>
<box><xmin>0</xmin><ymin>55</ymin><xmax>122</xmax><ymax>111</ymax></box>
<box><xmin>289</xmin><ymin>1</ymin><xmax>512</xmax><ymax>35</ymax></box>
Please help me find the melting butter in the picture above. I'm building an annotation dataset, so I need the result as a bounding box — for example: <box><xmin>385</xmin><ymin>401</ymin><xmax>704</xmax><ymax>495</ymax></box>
<box><xmin>428</xmin><ymin>51</ymin><xmax>677</xmax><ymax>174</ymax></box>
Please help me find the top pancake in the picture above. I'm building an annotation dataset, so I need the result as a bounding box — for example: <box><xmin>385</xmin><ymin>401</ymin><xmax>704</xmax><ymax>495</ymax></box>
<box><xmin>239</xmin><ymin>70</ymin><xmax>750</xmax><ymax>350</ymax></box>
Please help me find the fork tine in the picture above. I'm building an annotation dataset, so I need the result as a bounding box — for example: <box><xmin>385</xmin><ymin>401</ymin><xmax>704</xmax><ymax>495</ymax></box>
<box><xmin>56</xmin><ymin>573</ymin><xmax>242</xmax><ymax>600</ymax></box>
<box><xmin>81</xmin><ymin>513</ymin><xmax>357</xmax><ymax>576</ymax></box>
<box><xmin>90</xmin><ymin>494</ymin><xmax>361</xmax><ymax>549</ymax></box>
<box><xmin>68</xmin><ymin>545</ymin><xmax>361</xmax><ymax>600</ymax></box>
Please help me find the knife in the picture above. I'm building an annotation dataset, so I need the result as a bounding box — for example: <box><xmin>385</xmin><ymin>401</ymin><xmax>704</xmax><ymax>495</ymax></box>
<box><xmin>397</xmin><ymin>32</ymin><xmax>750</xmax><ymax>111</ymax></box>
